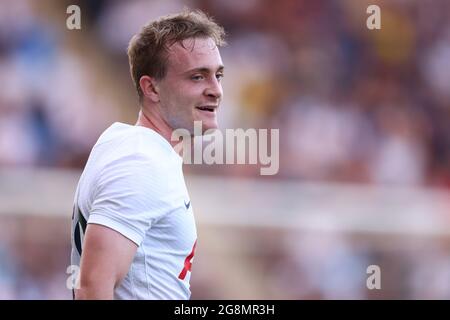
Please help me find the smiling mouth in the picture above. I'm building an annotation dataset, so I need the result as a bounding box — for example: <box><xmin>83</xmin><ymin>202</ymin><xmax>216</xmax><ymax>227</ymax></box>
<box><xmin>196</xmin><ymin>106</ymin><xmax>216</xmax><ymax>112</ymax></box>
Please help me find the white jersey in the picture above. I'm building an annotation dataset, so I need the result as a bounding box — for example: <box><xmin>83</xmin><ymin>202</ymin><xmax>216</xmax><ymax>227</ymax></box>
<box><xmin>70</xmin><ymin>122</ymin><xmax>197</xmax><ymax>300</ymax></box>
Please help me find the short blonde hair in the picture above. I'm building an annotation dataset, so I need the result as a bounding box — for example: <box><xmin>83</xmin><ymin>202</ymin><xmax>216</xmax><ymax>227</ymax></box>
<box><xmin>127</xmin><ymin>9</ymin><xmax>226</xmax><ymax>99</ymax></box>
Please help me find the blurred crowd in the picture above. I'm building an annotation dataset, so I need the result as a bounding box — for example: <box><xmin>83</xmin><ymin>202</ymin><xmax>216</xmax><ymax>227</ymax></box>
<box><xmin>1</xmin><ymin>0</ymin><xmax>449</xmax><ymax>187</ymax></box>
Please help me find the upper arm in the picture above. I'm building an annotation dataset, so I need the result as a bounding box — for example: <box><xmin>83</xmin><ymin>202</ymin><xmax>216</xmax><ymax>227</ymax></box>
<box><xmin>89</xmin><ymin>154</ymin><xmax>170</xmax><ymax>245</ymax></box>
<box><xmin>75</xmin><ymin>223</ymin><xmax>138</xmax><ymax>300</ymax></box>
<box><xmin>75</xmin><ymin>154</ymin><xmax>167</xmax><ymax>299</ymax></box>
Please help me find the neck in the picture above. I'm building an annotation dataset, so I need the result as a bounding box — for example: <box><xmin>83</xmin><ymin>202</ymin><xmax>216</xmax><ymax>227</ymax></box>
<box><xmin>135</xmin><ymin>107</ymin><xmax>181</xmax><ymax>154</ymax></box>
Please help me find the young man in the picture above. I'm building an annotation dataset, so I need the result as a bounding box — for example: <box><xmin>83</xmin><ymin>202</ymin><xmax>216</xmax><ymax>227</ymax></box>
<box><xmin>70</xmin><ymin>10</ymin><xmax>226</xmax><ymax>300</ymax></box>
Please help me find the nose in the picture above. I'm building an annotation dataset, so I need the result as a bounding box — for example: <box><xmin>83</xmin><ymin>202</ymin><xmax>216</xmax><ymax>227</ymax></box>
<box><xmin>204</xmin><ymin>78</ymin><xmax>222</xmax><ymax>100</ymax></box>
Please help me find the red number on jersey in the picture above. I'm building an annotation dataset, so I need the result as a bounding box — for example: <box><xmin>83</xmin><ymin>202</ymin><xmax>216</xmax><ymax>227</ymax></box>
<box><xmin>178</xmin><ymin>240</ymin><xmax>197</xmax><ymax>280</ymax></box>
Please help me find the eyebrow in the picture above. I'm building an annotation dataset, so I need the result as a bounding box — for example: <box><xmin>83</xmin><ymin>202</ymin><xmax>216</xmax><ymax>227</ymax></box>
<box><xmin>184</xmin><ymin>65</ymin><xmax>225</xmax><ymax>74</ymax></box>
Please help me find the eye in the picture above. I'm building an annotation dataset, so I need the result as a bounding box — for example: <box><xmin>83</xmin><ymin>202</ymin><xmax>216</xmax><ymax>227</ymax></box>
<box><xmin>216</xmin><ymin>73</ymin><xmax>224</xmax><ymax>81</ymax></box>
<box><xmin>191</xmin><ymin>75</ymin><xmax>205</xmax><ymax>81</ymax></box>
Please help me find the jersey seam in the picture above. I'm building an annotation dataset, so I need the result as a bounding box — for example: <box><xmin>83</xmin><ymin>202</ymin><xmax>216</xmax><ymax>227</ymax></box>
<box><xmin>141</xmin><ymin>237</ymin><xmax>152</xmax><ymax>299</ymax></box>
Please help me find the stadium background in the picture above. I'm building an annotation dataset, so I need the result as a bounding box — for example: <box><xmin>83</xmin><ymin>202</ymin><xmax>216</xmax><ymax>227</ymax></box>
<box><xmin>0</xmin><ymin>0</ymin><xmax>450</xmax><ymax>299</ymax></box>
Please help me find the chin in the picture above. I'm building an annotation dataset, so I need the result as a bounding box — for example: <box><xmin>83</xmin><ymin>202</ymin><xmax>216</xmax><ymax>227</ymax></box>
<box><xmin>191</xmin><ymin>118</ymin><xmax>218</xmax><ymax>135</ymax></box>
<box><xmin>202</xmin><ymin>128</ymin><xmax>219</xmax><ymax>136</ymax></box>
<box><xmin>201</xmin><ymin>120</ymin><xmax>219</xmax><ymax>133</ymax></box>
<box><xmin>204</xmin><ymin>120</ymin><xmax>219</xmax><ymax>130</ymax></box>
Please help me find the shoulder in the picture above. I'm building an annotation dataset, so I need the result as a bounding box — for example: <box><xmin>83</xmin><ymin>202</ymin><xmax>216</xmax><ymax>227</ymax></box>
<box><xmin>105</xmin><ymin>123</ymin><xmax>177</xmax><ymax>162</ymax></box>
<box><xmin>97</xmin><ymin>152</ymin><xmax>169</xmax><ymax>189</ymax></box>
<box><xmin>94</xmin><ymin>123</ymin><xmax>177</xmax><ymax>167</ymax></box>
<box><xmin>89</xmin><ymin>123</ymin><xmax>182</xmax><ymax>193</ymax></box>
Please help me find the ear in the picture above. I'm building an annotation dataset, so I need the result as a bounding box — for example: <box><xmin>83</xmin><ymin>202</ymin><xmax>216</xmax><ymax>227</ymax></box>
<box><xmin>139</xmin><ymin>75</ymin><xmax>160</xmax><ymax>103</ymax></box>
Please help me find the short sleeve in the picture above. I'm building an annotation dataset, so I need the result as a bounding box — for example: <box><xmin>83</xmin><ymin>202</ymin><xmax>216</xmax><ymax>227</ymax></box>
<box><xmin>88</xmin><ymin>153</ymin><xmax>171</xmax><ymax>246</ymax></box>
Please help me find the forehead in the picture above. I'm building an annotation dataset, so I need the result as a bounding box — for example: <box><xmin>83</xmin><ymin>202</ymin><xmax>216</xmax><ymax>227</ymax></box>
<box><xmin>166</xmin><ymin>37</ymin><xmax>223</xmax><ymax>73</ymax></box>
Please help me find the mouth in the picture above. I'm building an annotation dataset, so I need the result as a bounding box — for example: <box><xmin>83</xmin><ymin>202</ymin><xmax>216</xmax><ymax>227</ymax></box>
<box><xmin>195</xmin><ymin>105</ymin><xmax>217</xmax><ymax>113</ymax></box>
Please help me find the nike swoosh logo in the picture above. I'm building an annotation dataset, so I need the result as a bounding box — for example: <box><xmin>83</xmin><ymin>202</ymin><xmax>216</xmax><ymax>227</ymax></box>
<box><xmin>184</xmin><ymin>200</ymin><xmax>191</xmax><ymax>210</ymax></box>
